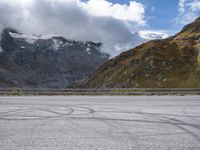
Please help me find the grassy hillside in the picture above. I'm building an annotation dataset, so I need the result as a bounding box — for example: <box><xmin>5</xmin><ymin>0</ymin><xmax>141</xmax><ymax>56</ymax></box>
<box><xmin>82</xmin><ymin>17</ymin><xmax>200</xmax><ymax>88</ymax></box>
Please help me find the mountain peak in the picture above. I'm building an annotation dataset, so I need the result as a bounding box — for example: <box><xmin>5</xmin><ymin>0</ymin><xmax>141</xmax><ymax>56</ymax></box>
<box><xmin>175</xmin><ymin>17</ymin><xmax>200</xmax><ymax>39</ymax></box>
<box><xmin>0</xmin><ymin>28</ymin><xmax>109</xmax><ymax>88</ymax></box>
<box><xmin>194</xmin><ymin>16</ymin><xmax>200</xmax><ymax>22</ymax></box>
<box><xmin>3</xmin><ymin>28</ymin><xmax>19</xmax><ymax>34</ymax></box>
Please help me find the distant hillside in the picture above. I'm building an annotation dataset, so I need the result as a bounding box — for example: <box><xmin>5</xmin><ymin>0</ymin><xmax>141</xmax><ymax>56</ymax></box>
<box><xmin>82</xmin><ymin>17</ymin><xmax>200</xmax><ymax>88</ymax></box>
<box><xmin>0</xmin><ymin>28</ymin><xmax>109</xmax><ymax>88</ymax></box>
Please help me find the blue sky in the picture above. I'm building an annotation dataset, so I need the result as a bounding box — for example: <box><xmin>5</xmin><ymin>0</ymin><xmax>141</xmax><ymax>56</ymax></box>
<box><xmin>110</xmin><ymin>0</ymin><xmax>200</xmax><ymax>35</ymax></box>
<box><xmin>139</xmin><ymin>0</ymin><xmax>180</xmax><ymax>32</ymax></box>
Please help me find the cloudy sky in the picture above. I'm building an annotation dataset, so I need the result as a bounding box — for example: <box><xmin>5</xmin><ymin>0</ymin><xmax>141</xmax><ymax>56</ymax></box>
<box><xmin>0</xmin><ymin>0</ymin><xmax>200</xmax><ymax>56</ymax></box>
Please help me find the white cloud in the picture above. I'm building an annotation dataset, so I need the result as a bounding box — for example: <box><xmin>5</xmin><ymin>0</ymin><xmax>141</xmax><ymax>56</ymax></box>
<box><xmin>79</xmin><ymin>0</ymin><xmax>146</xmax><ymax>25</ymax></box>
<box><xmin>138</xmin><ymin>30</ymin><xmax>169</xmax><ymax>40</ymax></box>
<box><xmin>179</xmin><ymin>0</ymin><xmax>187</xmax><ymax>13</ymax></box>
<box><xmin>177</xmin><ymin>0</ymin><xmax>200</xmax><ymax>24</ymax></box>
<box><xmin>0</xmin><ymin>0</ymin><xmax>146</xmax><ymax>56</ymax></box>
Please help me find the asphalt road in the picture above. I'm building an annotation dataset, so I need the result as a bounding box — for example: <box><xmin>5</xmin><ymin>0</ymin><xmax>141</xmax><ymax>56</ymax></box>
<box><xmin>0</xmin><ymin>96</ymin><xmax>200</xmax><ymax>150</ymax></box>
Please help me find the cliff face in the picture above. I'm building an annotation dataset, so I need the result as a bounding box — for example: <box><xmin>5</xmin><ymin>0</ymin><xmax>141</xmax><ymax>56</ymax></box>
<box><xmin>0</xmin><ymin>28</ymin><xmax>109</xmax><ymax>88</ymax></box>
<box><xmin>83</xmin><ymin>17</ymin><xmax>200</xmax><ymax>88</ymax></box>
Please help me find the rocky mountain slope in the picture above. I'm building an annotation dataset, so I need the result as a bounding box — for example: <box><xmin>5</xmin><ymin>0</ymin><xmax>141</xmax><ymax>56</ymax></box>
<box><xmin>0</xmin><ymin>28</ymin><xmax>109</xmax><ymax>88</ymax></box>
<box><xmin>83</xmin><ymin>17</ymin><xmax>200</xmax><ymax>88</ymax></box>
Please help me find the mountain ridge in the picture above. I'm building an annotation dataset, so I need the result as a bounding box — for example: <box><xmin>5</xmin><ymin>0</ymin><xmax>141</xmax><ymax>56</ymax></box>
<box><xmin>81</xmin><ymin>17</ymin><xmax>200</xmax><ymax>88</ymax></box>
<box><xmin>0</xmin><ymin>28</ymin><xmax>109</xmax><ymax>88</ymax></box>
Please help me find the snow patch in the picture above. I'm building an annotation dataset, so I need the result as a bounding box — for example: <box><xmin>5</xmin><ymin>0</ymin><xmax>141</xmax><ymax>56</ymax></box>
<box><xmin>52</xmin><ymin>39</ymin><xmax>60</xmax><ymax>51</ymax></box>
<box><xmin>25</xmin><ymin>38</ymin><xmax>37</xmax><ymax>44</ymax></box>
<box><xmin>64</xmin><ymin>42</ymin><xmax>73</xmax><ymax>46</ymax></box>
<box><xmin>9</xmin><ymin>32</ymin><xmax>56</xmax><ymax>44</ymax></box>
<box><xmin>40</xmin><ymin>34</ymin><xmax>55</xmax><ymax>39</ymax></box>
<box><xmin>86</xmin><ymin>47</ymin><xmax>92</xmax><ymax>54</ymax></box>
<box><xmin>87</xmin><ymin>43</ymin><xmax>91</xmax><ymax>47</ymax></box>
<box><xmin>86</xmin><ymin>47</ymin><xmax>91</xmax><ymax>52</ymax></box>
<box><xmin>9</xmin><ymin>32</ymin><xmax>38</xmax><ymax>44</ymax></box>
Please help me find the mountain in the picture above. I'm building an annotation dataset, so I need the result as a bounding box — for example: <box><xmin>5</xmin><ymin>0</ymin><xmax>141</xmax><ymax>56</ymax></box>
<box><xmin>0</xmin><ymin>28</ymin><xmax>109</xmax><ymax>88</ymax></box>
<box><xmin>82</xmin><ymin>17</ymin><xmax>200</xmax><ymax>88</ymax></box>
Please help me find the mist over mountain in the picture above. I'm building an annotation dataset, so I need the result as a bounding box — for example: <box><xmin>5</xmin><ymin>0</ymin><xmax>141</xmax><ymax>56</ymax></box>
<box><xmin>0</xmin><ymin>0</ymin><xmax>149</xmax><ymax>57</ymax></box>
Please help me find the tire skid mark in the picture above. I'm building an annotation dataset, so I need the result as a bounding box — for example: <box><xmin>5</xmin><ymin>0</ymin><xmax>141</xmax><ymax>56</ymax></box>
<box><xmin>0</xmin><ymin>104</ymin><xmax>95</xmax><ymax>120</ymax></box>
<box><xmin>137</xmin><ymin>111</ymin><xmax>200</xmax><ymax>142</ymax></box>
<box><xmin>96</xmin><ymin>110</ymin><xmax>200</xmax><ymax>118</ymax></box>
<box><xmin>66</xmin><ymin>105</ymin><xmax>95</xmax><ymax>116</ymax></box>
<box><xmin>0</xmin><ymin>109</ymin><xmax>31</xmax><ymax>115</ymax></box>
<box><xmin>90</xmin><ymin>108</ymin><xmax>141</xmax><ymax>149</ymax></box>
<box><xmin>183</xmin><ymin>107</ymin><xmax>200</xmax><ymax>124</ymax></box>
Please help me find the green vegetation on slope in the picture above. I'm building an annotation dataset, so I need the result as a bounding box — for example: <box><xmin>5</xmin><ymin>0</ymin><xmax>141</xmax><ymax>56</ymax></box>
<box><xmin>82</xmin><ymin>17</ymin><xmax>200</xmax><ymax>88</ymax></box>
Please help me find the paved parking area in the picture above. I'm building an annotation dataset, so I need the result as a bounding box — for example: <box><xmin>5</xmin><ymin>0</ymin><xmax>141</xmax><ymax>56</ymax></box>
<box><xmin>0</xmin><ymin>96</ymin><xmax>200</xmax><ymax>150</ymax></box>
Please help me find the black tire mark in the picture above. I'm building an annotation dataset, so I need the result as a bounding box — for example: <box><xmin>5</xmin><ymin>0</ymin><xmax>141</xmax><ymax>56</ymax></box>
<box><xmin>0</xmin><ymin>109</ymin><xmax>31</xmax><ymax>115</ymax></box>
<box><xmin>0</xmin><ymin>104</ymin><xmax>95</xmax><ymax>120</ymax></box>
<box><xmin>96</xmin><ymin>110</ymin><xmax>200</xmax><ymax>119</ymax></box>
<box><xmin>63</xmin><ymin>105</ymin><xmax>95</xmax><ymax>116</ymax></box>
<box><xmin>90</xmin><ymin>108</ymin><xmax>141</xmax><ymax>149</ymax></box>
<box><xmin>183</xmin><ymin>107</ymin><xmax>200</xmax><ymax>124</ymax></box>
<box><xmin>137</xmin><ymin>111</ymin><xmax>200</xmax><ymax>142</ymax></box>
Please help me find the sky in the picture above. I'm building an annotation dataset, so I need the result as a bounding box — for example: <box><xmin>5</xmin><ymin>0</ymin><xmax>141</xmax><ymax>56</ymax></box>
<box><xmin>137</xmin><ymin>0</ymin><xmax>200</xmax><ymax>33</ymax></box>
<box><xmin>0</xmin><ymin>0</ymin><xmax>200</xmax><ymax>56</ymax></box>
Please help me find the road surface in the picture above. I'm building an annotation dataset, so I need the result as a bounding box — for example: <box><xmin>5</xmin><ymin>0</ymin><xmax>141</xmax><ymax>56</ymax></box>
<box><xmin>0</xmin><ymin>96</ymin><xmax>200</xmax><ymax>150</ymax></box>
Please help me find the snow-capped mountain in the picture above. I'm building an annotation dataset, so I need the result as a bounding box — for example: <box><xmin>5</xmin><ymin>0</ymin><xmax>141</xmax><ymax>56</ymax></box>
<box><xmin>0</xmin><ymin>28</ymin><xmax>109</xmax><ymax>88</ymax></box>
